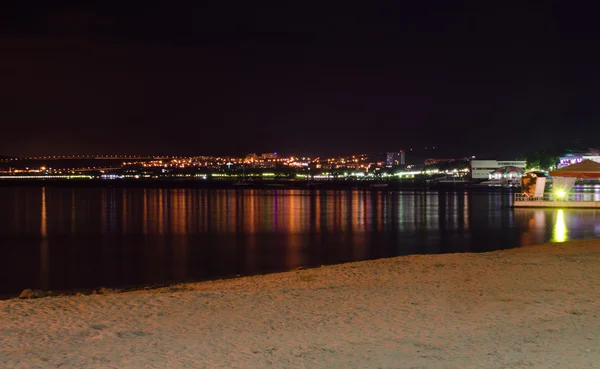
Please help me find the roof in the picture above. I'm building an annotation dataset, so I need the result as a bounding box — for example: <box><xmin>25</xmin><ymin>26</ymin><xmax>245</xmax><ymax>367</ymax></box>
<box><xmin>549</xmin><ymin>159</ymin><xmax>600</xmax><ymax>178</ymax></box>
<box><xmin>490</xmin><ymin>166</ymin><xmax>525</xmax><ymax>173</ymax></box>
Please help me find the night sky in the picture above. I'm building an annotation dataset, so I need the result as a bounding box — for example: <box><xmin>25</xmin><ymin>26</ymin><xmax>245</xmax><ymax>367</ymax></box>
<box><xmin>1</xmin><ymin>2</ymin><xmax>599</xmax><ymax>158</ymax></box>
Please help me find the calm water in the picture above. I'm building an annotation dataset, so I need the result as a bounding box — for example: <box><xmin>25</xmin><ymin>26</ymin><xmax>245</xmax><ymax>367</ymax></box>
<box><xmin>1</xmin><ymin>187</ymin><xmax>599</xmax><ymax>296</ymax></box>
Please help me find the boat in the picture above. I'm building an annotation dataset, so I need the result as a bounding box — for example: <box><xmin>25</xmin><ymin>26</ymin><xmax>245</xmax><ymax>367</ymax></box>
<box><xmin>369</xmin><ymin>183</ymin><xmax>388</xmax><ymax>188</ymax></box>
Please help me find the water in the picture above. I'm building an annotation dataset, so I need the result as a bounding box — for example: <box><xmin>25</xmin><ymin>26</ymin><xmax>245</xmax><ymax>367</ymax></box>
<box><xmin>1</xmin><ymin>187</ymin><xmax>599</xmax><ymax>296</ymax></box>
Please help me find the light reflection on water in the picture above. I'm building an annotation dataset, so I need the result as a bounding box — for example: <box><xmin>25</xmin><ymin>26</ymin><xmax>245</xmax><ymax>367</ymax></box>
<box><xmin>514</xmin><ymin>207</ymin><xmax>599</xmax><ymax>245</ymax></box>
<box><xmin>40</xmin><ymin>188</ymin><xmax>49</xmax><ymax>290</ymax></box>
<box><xmin>0</xmin><ymin>187</ymin><xmax>599</xmax><ymax>295</ymax></box>
<box><xmin>554</xmin><ymin>210</ymin><xmax>567</xmax><ymax>243</ymax></box>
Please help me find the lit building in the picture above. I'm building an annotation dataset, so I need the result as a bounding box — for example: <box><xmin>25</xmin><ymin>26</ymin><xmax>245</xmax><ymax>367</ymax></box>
<box><xmin>470</xmin><ymin>160</ymin><xmax>526</xmax><ymax>180</ymax></box>
<box><xmin>386</xmin><ymin>151</ymin><xmax>405</xmax><ymax>166</ymax></box>
<box><xmin>245</xmin><ymin>153</ymin><xmax>259</xmax><ymax>162</ymax></box>
<box><xmin>260</xmin><ymin>152</ymin><xmax>278</xmax><ymax>160</ymax></box>
<box><xmin>558</xmin><ymin>153</ymin><xmax>600</xmax><ymax>168</ymax></box>
<box><xmin>489</xmin><ymin>166</ymin><xmax>525</xmax><ymax>180</ymax></box>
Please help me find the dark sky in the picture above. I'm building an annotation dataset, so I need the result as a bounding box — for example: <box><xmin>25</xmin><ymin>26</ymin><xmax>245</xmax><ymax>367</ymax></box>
<box><xmin>1</xmin><ymin>2</ymin><xmax>599</xmax><ymax>158</ymax></box>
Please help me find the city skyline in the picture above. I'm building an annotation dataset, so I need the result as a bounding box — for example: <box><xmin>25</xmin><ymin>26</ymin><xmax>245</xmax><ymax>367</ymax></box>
<box><xmin>0</xmin><ymin>149</ymin><xmax>488</xmax><ymax>173</ymax></box>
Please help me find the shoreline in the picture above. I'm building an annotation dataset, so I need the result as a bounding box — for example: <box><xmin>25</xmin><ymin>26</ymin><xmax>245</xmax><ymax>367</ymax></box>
<box><xmin>2</xmin><ymin>239</ymin><xmax>600</xmax><ymax>368</ymax></box>
<box><xmin>0</xmin><ymin>178</ymin><xmax>509</xmax><ymax>191</ymax></box>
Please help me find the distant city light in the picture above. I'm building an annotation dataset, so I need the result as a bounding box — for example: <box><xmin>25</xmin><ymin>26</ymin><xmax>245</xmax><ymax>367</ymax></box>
<box><xmin>0</xmin><ymin>151</ymin><xmax>531</xmax><ymax>186</ymax></box>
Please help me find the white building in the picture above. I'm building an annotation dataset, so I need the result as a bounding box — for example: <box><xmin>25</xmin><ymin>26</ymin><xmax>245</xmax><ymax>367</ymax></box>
<box><xmin>470</xmin><ymin>160</ymin><xmax>526</xmax><ymax>180</ymax></box>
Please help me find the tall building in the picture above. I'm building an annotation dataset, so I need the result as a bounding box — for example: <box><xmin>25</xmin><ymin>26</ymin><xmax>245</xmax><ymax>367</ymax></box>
<box><xmin>386</xmin><ymin>151</ymin><xmax>406</xmax><ymax>166</ymax></box>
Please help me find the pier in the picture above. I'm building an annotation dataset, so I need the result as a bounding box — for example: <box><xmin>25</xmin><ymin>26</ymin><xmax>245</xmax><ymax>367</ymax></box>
<box><xmin>513</xmin><ymin>193</ymin><xmax>600</xmax><ymax>208</ymax></box>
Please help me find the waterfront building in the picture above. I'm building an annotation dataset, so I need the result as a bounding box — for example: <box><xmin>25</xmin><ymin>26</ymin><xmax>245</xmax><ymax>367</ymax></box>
<box><xmin>470</xmin><ymin>160</ymin><xmax>526</xmax><ymax>180</ymax></box>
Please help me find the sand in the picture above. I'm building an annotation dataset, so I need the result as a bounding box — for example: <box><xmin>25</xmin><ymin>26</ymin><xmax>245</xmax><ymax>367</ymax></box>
<box><xmin>1</xmin><ymin>239</ymin><xmax>600</xmax><ymax>369</ymax></box>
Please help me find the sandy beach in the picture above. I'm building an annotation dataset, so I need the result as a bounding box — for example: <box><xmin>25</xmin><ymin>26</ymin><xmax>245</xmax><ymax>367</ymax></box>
<box><xmin>1</xmin><ymin>239</ymin><xmax>599</xmax><ymax>368</ymax></box>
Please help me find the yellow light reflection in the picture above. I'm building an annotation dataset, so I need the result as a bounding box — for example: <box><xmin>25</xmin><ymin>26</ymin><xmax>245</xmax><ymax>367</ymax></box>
<box><xmin>463</xmin><ymin>193</ymin><xmax>470</xmax><ymax>230</ymax></box>
<box><xmin>40</xmin><ymin>187</ymin><xmax>49</xmax><ymax>290</ymax></box>
<box><xmin>158</xmin><ymin>189</ymin><xmax>164</xmax><ymax>235</ymax></box>
<box><xmin>553</xmin><ymin>209</ymin><xmax>568</xmax><ymax>243</ymax></box>
<box><xmin>142</xmin><ymin>189</ymin><xmax>148</xmax><ymax>234</ymax></box>
<box><xmin>285</xmin><ymin>192</ymin><xmax>302</xmax><ymax>268</ymax></box>
<box><xmin>122</xmin><ymin>189</ymin><xmax>128</xmax><ymax>234</ymax></box>
<box><xmin>41</xmin><ymin>187</ymin><xmax>47</xmax><ymax>238</ymax></box>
